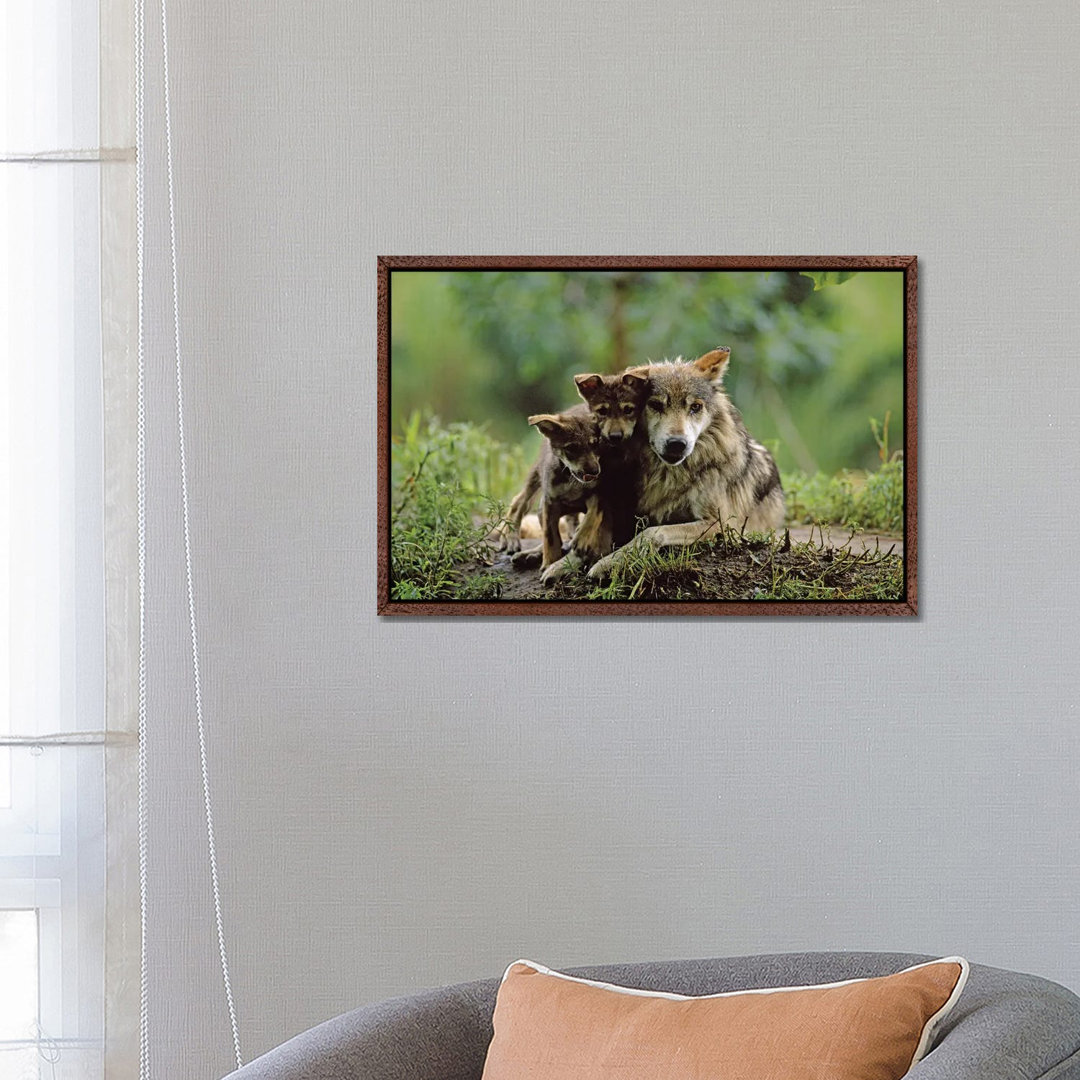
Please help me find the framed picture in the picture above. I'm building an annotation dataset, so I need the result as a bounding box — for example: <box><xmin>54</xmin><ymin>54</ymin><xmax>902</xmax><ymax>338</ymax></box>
<box><xmin>378</xmin><ymin>256</ymin><xmax>916</xmax><ymax>617</ymax></box>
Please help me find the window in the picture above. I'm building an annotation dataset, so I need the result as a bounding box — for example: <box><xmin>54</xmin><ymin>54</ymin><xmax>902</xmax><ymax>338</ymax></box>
<box><xmin>2</xmin><ymin>2</ymin><xmax>112</xmax><ymax>1077</ymax></box>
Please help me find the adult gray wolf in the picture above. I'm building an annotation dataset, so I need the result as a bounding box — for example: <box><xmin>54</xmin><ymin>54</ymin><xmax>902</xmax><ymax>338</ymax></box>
<box><xmin>584</xmin><ymin>346</ymin><xmax>784</xmax><ymax>580</ymax></box>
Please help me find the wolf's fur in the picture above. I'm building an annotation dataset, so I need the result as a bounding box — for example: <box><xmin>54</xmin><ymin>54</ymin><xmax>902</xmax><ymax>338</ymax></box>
<box><xmin>586</xmin><ymin>347</ymin><xmax>784</xmax><ymax>580</ymax></box>
<box><xmin>500</xmin><ymin>406</ymin><xmax>602</xmax><ymax>569</ymax></box>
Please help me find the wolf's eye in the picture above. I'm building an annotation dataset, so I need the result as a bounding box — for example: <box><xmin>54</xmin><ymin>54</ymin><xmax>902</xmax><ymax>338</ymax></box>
<box><xmin>689</xmin><ymin>401</ymin><xmax>703</xmax><ymax>414</ymax></box>
<box><xmin>648</xmin><ymin>400</ymin><xmax>664</xmax><ymax>413</ymax></box>
<box><xmin>596</xmin><ymin>405</ymin><xmax>610</xmax><ymax>416</ymax></box>
<box><xmin>621</xmin><ymin>405</ymin><xmax>635</xmax><ymax>415</ymax></box>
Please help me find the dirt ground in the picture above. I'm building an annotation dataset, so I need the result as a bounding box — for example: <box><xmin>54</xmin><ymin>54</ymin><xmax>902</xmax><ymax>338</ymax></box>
<box><xmin>785</xmin><ymin>525</ymin><xmax>903</xmax><ymax>557</ymax></box>
<box><xmin>474</xmin><ymin>526</ymin><xmax>904</xmax><ymax>602</ymax></box>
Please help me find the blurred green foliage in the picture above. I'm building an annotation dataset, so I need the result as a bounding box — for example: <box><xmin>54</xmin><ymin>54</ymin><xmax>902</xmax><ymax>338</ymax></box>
<box><xmin>390</xmin><ymin>269</ymin><xmax>903</xmax><ymax>474</ymax></box>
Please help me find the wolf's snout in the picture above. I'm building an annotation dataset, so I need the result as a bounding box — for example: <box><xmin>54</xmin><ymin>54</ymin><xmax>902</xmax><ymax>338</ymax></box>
<box><xmin>606</xmin><ymin>430</ymin><xmax>624</xmax><ymax>443</ymax></box>
<box><xmin>663</xmin><ymin>437</ymin><xmax>688</xmax><ymax>462</ymax></box>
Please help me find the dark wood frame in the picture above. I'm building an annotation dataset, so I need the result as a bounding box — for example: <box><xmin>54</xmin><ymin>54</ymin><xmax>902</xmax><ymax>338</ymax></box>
<box><xmin>377</xmin><ymin>256</ymin><xmax>917</xmax><ymax>617</ymax></box>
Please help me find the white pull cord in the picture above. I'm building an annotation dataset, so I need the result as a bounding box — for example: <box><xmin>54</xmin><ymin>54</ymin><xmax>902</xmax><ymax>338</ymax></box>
<box><xmin>160</xmin><ymin>0</ymin><xmax>244</xmax><ymax>1062</ymax></box>
<box><xmin>135</xmin><ymin>0</ymin><xmax>244</xmax><ymax>1070</ymax></box>
<box><xmin>134</xmin><ymin>0</ymin><xmax>151</xmax><ymax>1073</ymax></box>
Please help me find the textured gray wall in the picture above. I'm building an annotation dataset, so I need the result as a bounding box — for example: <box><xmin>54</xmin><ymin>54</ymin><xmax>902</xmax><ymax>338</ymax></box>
<box><xmin>138</xmin><ymin>2</ymin><xmax>1080</xmax><ymax>1077</ymax></box>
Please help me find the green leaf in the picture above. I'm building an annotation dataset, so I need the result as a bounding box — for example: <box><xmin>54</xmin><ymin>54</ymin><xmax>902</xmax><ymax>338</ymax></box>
<box><xmin>801</xmin><ymin>271</ymin><xmax>857</xmax><ymax>291</ymax></box>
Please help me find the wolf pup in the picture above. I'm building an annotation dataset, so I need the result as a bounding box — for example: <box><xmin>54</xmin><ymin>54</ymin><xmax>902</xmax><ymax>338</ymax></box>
<box><xmin>537</xmin><ymin>368</ymin><xmax>651</xmax><ymax>584</ymax></box>
<box><xmin>499</xmin><ymin>371</ymin><xmax>647</xmax><ymax>563</ymax></box>
<box><xmin>566</xmin><ymin>368</ymin><xmax>649</xmax><ymax>562</ymax></box>
<box><xmin>499</xmin><ymin>408</ymin><xmax>603</xmax><ymax>569</ymax></box>
<box><xmin>587</xmin><ymin>346</ymin><xmax>784</xmax><ymax>580</ymax></box>
<box><xmin>573</xmin><ymin>370</ymin><xmax>648</xmax><ymax>446</ymax></box>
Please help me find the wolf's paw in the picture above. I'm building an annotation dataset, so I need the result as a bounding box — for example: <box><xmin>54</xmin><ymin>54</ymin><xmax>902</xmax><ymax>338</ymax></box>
<box><xmin>587</xmin><ymin>530</ymin><xmax>659</xmax><ymax>580</ymax></box>
<box><xmin>511</xmin><ymin>547</ymin><xmax>542</xmax><ymax>570</ymax></box>
<box><xmin>540</xmin><ymin>550</ymin><xmax>583</xmax><ymax>586</ymax></box>
<box><xmin>489</xmin><ymin>521</ymin><xmax>520</xmax><ymax>552</ymax></box>
<box><xmin>586</xmin><ymin>553</ymin><xmax>616</xmax><ymax>580</ymax></box>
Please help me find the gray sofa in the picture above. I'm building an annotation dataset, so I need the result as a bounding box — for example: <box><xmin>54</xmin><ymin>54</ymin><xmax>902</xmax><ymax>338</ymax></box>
<box><xmin>224</xmin><ymin>952</ymin><xmax>1080</xmax><ymax>1079</ymax></box>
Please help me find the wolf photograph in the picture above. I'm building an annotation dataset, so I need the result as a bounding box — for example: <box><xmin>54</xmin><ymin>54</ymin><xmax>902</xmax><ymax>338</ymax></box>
<box><xmin>378</xmin><ymin>257</ymin><xmax>915</xmax><ymax>616</ymax></box>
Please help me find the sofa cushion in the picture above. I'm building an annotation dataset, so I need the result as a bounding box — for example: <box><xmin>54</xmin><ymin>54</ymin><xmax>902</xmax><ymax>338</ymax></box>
<box><xmin>481</xmin><ymin>956</ymin><xmax>968</xmax><ymax>1080</ymax></box>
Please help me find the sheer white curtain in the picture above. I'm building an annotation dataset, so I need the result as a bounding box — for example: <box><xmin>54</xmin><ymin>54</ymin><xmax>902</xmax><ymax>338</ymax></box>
<box><xmin>1</xmin><ymin>2</ymin><xmax>137</xmax><ymax>1078</ymax></box>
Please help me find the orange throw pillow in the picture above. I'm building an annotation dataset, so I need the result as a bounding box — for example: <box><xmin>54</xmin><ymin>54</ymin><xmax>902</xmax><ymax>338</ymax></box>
<box><xmin>481</xmin><ymin>957</ymin><xmax>968</xmax><ymax>1080</ymax></box>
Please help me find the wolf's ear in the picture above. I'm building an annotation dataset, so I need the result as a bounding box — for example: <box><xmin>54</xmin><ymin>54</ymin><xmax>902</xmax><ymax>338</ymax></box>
<box><xmin>621</xmin><ymin>370</ymin><xmax>648</xmax><ymax>393</ymax></box>
<box><xmin>694</xmin><ymin>346</ymin><xmax>731</xmax><ymax>381</ymax></box>
<box><xmin>528</xmin><ymin>414</ymin><xmax>566</xmax><ymax>441</ymax></box>
<box><xmin>574</xmin><ymin>374</ymin><xmax>604</xmax><ymax>401</ymax></box>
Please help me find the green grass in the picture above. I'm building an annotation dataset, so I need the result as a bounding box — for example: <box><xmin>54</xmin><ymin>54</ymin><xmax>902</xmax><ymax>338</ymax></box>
<box><xmin>782</xmin><ymin>461</ymin><xmax>902</xmax><ymax>534</ymax></box>
<box><xmin>389</xmin><ymin>416</ymin><xmax>905</xmax><ymax>602</ymax></box>
<box><xmin>782</xmin><ymin>414</ymin><xmax>904</xmax><ymax>534</ymax></box>
<box><xmin>584</xmin><ymin>538</ymin><xmax>708</xmax><ymax>601</ymax></box>
<box><xmin>390</xmin><ymin>413</ymin><xmax>528</xmax><ymax>600</ymax></box>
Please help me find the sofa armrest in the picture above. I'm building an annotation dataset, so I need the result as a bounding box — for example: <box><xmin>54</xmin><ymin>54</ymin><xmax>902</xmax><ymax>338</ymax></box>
<box><xmin>221</xmin><ymin>979</ymin><xmax>496</xmax><ymax>1080</ymax></box>
<box><xmin>909</xmin><ymin>966</ymin><xmax>1080</xmax><ymax>1080</ymax></box>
